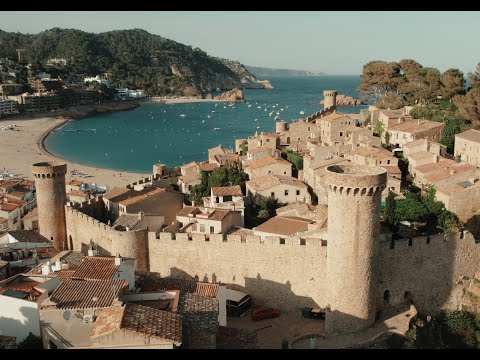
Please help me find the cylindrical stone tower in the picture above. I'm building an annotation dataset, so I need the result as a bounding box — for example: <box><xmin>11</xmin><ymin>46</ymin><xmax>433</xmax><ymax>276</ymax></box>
<box><xmin>323</xmin><ymin>90</ymin><xmax>337</xmax><ymax>110</ymax></box>
<box><xmin>325</xmin><ymin>164</ymin><xmax>386</xmax><ymax>334</ymax></box>
<box><xmin>153</xmin><ymin>164</ymin><xmax>166</xmax><ymax>177</ymax></box>
<box><xmin>275</xmin><ymin>121</ymin><xmax>288</xmax><ymax>133</ymax></box>
<box><xmin>32</xmin><ymin>162</ymin><xmax>67</xmax><ymax>251</ymax></box>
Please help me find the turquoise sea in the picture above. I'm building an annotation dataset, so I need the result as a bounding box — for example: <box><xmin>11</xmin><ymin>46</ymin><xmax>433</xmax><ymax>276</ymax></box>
<box><xmin>45</xmin><ymin>75</ymin><xmax>366</xmax><ymax>173</ymax></box>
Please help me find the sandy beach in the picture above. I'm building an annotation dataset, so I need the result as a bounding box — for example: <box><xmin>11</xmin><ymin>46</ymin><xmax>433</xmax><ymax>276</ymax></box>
<box><xmin>0</xmin><ymin>114</ymin><xmax>149</xmax><ymax>189</ymax></box>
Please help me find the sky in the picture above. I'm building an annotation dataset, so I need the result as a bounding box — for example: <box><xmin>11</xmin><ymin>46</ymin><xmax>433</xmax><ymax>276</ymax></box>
<box><xmin>0</xmin><ymin>11</ymin><xmax>479</xmax><ymax>75</ymax></box>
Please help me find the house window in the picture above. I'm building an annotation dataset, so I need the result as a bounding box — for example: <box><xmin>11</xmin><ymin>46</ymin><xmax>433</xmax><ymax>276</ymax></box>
<box><xmin>284</xmin><ymin>171</ymin><xmax>287</xmax><ymax>175</ymax></box>
<box><xmin>192</xmin><ymin>224</ymin><xmax>197</xmax><ymax>231</ymax></box>
<box><xmin>32</xmin><ymin>220</ymin><xmax>38</xmax><ymax>229</ymax></box>
<box><xmin>210</xmin><ymin>226</ymin><xmax>214</xmax><ymax>234</ymax></box>
<box><xmin>296</xmin><ymin>190</ymin><xmax>300</xmax><ymax>196</ymax></box>
<box><xmin>200</xmin><ymin>224</ymin><xmax>205</xmax><ymax>232</ymax></box>
<box><xmin>300</xmin><ymin>239</ymin><xmax>306</xmax><ymax>245</ymax></box>
<box><xmin>271</xmin><ymin>192</ymin><xmax>275</xmax><ymax>197</ymax></box>
<box><xmin>433</xmin><ymin>135</ymin><xmax>436</xmax><ymax>140</ymax></box>
<box><xmin>266</xmin><ymin>139</ymin><xmax>270</xmax><ymax>142</ymax></box>
<box><xmin>387</xmin><ymin>160</ymin><xmax>390</xmax><ymax>164</ymax></box>
<box><xmin>188</xmin><ymin>185</ymin><xmax>192</xmax><ymax>191</ymax></box>
<box><xmin>308</xmin><ymin>127</ymin><xmax>310</xmax><ymax>131</ymax></box>
<box><xmin>284</xmin><ymin>190</ymin><xmax>289</xmax><ymax>196</ymax></box>
<box><xmin>268</xmin><ymin>170</ymin><xmax>272</xmax><ymax>174</ymax></box>
<box><xmin>179</xmin><ymin>222</ymin><xmax>183</xmax><ymax>228</ymax></box>
<box><xmin>339</xmin><ymin>132</ymin><xmax>343</xmax><ymax>137</ymax></box>
<box><xmin>279</xmin><ymin>238</ymin><xmax>285</xmax><ymax>245</ymax></box>
<box><xmin>224</xmin><ymin>195</ymin><xmax>232</xmax><ymax>202</ymax></box>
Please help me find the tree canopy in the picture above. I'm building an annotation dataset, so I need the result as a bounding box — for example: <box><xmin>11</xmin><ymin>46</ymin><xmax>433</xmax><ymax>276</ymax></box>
<box><xmin>358</xmin><ymin>59</ymin><xmax>466</xmax><ymax>108</ymax></box>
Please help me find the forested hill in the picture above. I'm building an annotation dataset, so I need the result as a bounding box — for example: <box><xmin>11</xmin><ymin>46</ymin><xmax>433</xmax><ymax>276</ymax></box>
<box><xmin>0</xmin><ymin>28</ymin><xmax>265</xmax><ymax>95</ymax></box>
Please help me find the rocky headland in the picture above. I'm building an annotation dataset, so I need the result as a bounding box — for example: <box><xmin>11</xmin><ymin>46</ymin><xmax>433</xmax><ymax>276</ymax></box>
<box><xmin>214</xmin><ymin>88</ymin><xmax>246</xmax><ymax>102</ymax></box>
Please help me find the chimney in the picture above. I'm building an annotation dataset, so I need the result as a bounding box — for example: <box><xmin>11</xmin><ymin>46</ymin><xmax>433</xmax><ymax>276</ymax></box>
<box><xmin>41</xmin><ymin>261</ymin><xmax>52</xmax><ymax>275</ymax></box>
<box><xmin>115</xmin><ymin>254</ymin><xmax>122</xmax><ymax>266</ymax></box>
<box><xmin>138</xmin><ymin>211</ymin><xmax>143</xmax><ymax>220</ymax></box>
<box><xmin>87</xmin><ymin>244</ymin><xmax>95</xmax><ymax>257</ymax></box>
<box><xmin>54</xmin><ymin>260</ymin><xmax>61</xmax><ymax>271</ymax></box>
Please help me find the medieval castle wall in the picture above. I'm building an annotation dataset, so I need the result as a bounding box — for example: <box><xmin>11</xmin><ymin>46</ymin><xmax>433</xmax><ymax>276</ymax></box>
<box><xmin>63</xmin><ymin>192</ymin><xmax>480</xmax><ymax>316</ymax></box>
<box><xmin>65</xmin><ymin>197</ymin><xmax>148</xmax><ymax>271</ymax></box>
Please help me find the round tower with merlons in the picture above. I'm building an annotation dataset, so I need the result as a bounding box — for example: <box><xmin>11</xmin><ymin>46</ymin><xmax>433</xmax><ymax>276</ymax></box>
<box><xmin>32</xmin><ymin>162</ymin><xmax>68</xmax><ymax>251</ymax></box>
<box><xmin>325</xmin><ymin>164</ymin><xmax>387</xmax><ymax>334</ymax></box>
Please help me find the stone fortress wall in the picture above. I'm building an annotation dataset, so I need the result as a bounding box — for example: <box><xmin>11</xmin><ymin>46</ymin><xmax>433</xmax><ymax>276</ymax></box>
<box><xmin>65</xmin><ymin>193</ymin><xmax>480</xmax><ymax>317</ymax></box>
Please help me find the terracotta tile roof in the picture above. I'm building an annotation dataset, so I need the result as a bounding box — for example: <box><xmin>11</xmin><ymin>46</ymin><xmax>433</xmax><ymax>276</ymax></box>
<box><xmin>178</xmin><ymin>173</ymin><xmax>200</xmax><ymax>184</ymax></box>
<box><xmin>0</xmin><ymin>279</ymin><xmax>43</xmax><ymax>302</ymax></box>
<box><xmin>408</xmin><ymin>151</ymin><xmax>436</xmax><ymax>162</ymax></box>
<box><xmin>6</xmin><ymin>230</ymin><xmax>51</xmax><ymax>243</ymax></box>
<box><xmin>199</xmin><ymin>162</ymin><xmax>219</xmax><ymax>172</ymax></box>
<box><xmin>245</xmin><ymin>155</ymin><xmax>291</xmax><ymax>170</ymax></box>
<box><xmin>215</xmin><ymin>154</ymin><xmax>240</xmax><ymax>165</ymax></box>
<box><xmin>50</xmin><ymin>279</ymin><xmax>126</xmax><ymax>309</ymax></box>
<box><xmin>2</xmin><ymin>196</ymin><xmax>26</xmax><ymax>206</ymax></box>
<box><xmin>0</xmin><ymin>217</ymin><xmax>7</xmax><ymax>224</ymax></box>
<box><xmin>122</xmin><ymin>303</ymin><xmax>182</xmax><ymax>344</ymax></box>
<box><xmin>211</xmin><ymin>185</ymin><xmax>243</xmax><ymax>197</ymax></box>
<box><xmin>208</xmin><ymin>145</ymin><xmax>226</xmax><ymax>156</ymax></box>
<box><xmin>455</xmin><ymin>129</ymin><xmax>480</xmax><ymax>143</ymax></box>
<box><xmin>415</xmin><ymin>159</ymin><xmax>475</xmax><ymax>183</ymax></box>
<box><xmin>102</xmin><ymin>187</ymin><xmax>131</xmax><ymax>201</ymax></box>
<box><xmin>0</xmin><ymin>202</ymin><xmax>19</xmax><ymax>212</ymax></box>
<box><xmin>139</xmin><ymin>278</ymin><xmax>219</xmax><ymax>298</ymax></box>
<box><xmin>247</xmin><ymin>146</ymin><xmax>272</xmax><ymax>154</ymax></box>
<box><xmin>176</xmin><ymin>206</ymin><xmax>197</xmax><ymax>217</ymax></box>
<box><xmin>71</xmin><ymin>257</ymin><xmax>119</xmax><ymax>280</ymax></box>
<box><xmin>22</xmin><ymin>207</ymin><xmax>38</xmax><ymax>219</ymax></box>
<box><xmin>68</xmin><ymin>179</ymin><xmax>84</xmax><ymax>186</ymax></box>
<box><xmin>6</xmin><ymin>191</ymin><xmax>27</xmax><ymax>200</ymax></box>
<box><xmin>381</xmin><ymin>165</ymin><xmax>402</xmax><ymax>176</ymax></box>
<box><xmin>0</xmin><ymin>181</ymin><xmax>18</xmax><ymax>190</ymax></box>
<box><xmin>112</xmin><ymin>214</ymin><xmax>141</xmax><ymax>230</ymax></box>
<box><xmin>26</xmin><ymin>250</ymin><xmax>85</xmax><ymax>275</ymax></box>
<box><xmin>0</xmin><ymin>335</ymin><xmax>16</xmax><ymax>349</ymax></box>
<box><xmin>254</xmin><ymin>216</ymin><xmax>313</xmax><ymax>236</ymax></box>
<box><xmin>247</xmin><ymin>174</ymin><xmax>307</xmax><ymax>192</ymax></box>
<box><xmin>118</xmin><ymin>187</ymin><xmax>165</xmax><ymax>207</ymax></box>
<box><xmin>388</xmin><ymin>118</ymin><xmax>444</xmax><ymax>133</ymax></box>
<box><xmin>379</xmin><ymin>109</ymin><xmax>406</xmax><ymax>119</ymax></box>
<box><xmin>226</xmin><ymin>226</ymin><xmax>255</xmax><ymax>237</ymax></box>
<box><xmin>53</xmin><ymin>269</ymin><xmax>75</xmax><ymax>282</ymax></box>
<box><xmin>276</xmin><ymin>202</ymin><xmax>327</xmax><ymax>222</ymax></box>
<box><xmin>178</xmin><ymin>293</ymin><xmax>219</xmax><ymax>333</ymax></box>
<box><xmin>180</xmin><ymin>161</ymin><xmax>199</xmax><ymax>170</ymax></box>
<box><xmin>319</xmin><ymin>111</ymin><xmax>350</xmax><ymax>122</ymax></box>
<box><xmin>66</xmin><ymin>190</ymin><xmax>88</xmax><ymax>198</ymax></box>
<box><xmin>176</xmin><ymin>206</ymin><xmax>233</xmax><ymax>221</ymax></box>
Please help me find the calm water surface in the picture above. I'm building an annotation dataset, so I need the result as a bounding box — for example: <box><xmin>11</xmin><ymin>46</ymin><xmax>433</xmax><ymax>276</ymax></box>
<box><xmin>45</xmin><ymin>75</ymin><xmax>366</xmax><ymax>172</ymax></box>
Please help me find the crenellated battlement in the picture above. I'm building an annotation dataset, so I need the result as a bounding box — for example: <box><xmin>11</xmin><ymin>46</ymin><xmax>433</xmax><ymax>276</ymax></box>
<box><xmin>380</xmin><ymin>231</ymin><xmax>478</xmax><ymax>252</ymax></box>
<box><xmin>148</xmin><ymin>231</ymin><xmax>325</xmax><ymax>247</ymax></box>
<box><xmin>125</xmin><ymin>175</ymin><xmax>161</xmax><ymax>189</ymax></box>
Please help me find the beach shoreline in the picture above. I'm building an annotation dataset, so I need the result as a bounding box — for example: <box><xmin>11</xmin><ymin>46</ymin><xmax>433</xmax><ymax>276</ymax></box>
<box><xmin>0</xmin><ymin>102</ymin><xmax>151</xmax><ymax>189</ymax></box>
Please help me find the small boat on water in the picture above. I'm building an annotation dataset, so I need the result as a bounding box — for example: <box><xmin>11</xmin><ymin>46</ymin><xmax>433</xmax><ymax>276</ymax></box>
<box><xmin>213</xmin><ymin>127</ymin><xmax>221</xmax><ymax>131</ymax></box>
<box><xmin>248</xmin><ymin>104</ymin><xmax>252</xmax><ymax>108</ymax></box>
<box><xmin>202</xmin><ymin>120</ymin><xmax>206</xmax><ymax>123</ymax></box>
<box><xmin>179</xmin><ymin>114</ymin><xmax>187</xmax><ymax>118</ymax></box>
<box><xmin>300</xmin><ymin>111</ymin><xmax>305</xmax><ymax>115</ymax></box>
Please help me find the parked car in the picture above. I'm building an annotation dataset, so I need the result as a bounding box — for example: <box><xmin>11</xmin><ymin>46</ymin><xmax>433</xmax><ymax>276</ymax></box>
<box><xmin>301</xmin><ymin>307</ymin><xmax>326</xmax><ymax>320</ymax></box>
<box><xmin>251</xmin><ymin>306</ymin><xmax>281</xmax><ymax>321</ymax></box>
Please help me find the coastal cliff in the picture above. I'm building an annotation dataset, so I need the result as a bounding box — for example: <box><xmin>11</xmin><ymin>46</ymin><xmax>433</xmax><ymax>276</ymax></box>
<box><xmin>0</xmin><ymin>28</ymin><xmax>270</xmax><ymax>96</ymax></box>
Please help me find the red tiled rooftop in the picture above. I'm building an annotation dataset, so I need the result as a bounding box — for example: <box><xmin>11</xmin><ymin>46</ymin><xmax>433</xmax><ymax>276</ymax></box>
<box><xmin>50</xmin><ymin>279</ymin><xmax>126</xmax><ymax>309</ymax></box>
<box><xmin>139</xmin><ymin>278</ymin><xmax>219</xmax><ymax>298</ymax></box>
<box><xmin>0</xmin><ymin>202</ymin><xmax>18</xmax><ymax>212</ymax></box>
<box><xmin>71</xmin><ymin>257</ymin><xmax>119</xmax><ymax>280</ymax></box>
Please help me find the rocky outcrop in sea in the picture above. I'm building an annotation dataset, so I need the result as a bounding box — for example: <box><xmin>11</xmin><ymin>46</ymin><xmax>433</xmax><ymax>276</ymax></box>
<box><xmin>214</xmin><ymin>88</ymin><xmax>246</xmax><ymax>102</ymax></box>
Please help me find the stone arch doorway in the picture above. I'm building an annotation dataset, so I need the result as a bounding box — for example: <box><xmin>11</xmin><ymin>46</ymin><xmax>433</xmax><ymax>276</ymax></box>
<box><xmin>404</xmin><ymin>291</ymin><xmax>414</xmax><ymax>304</ymax></box>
